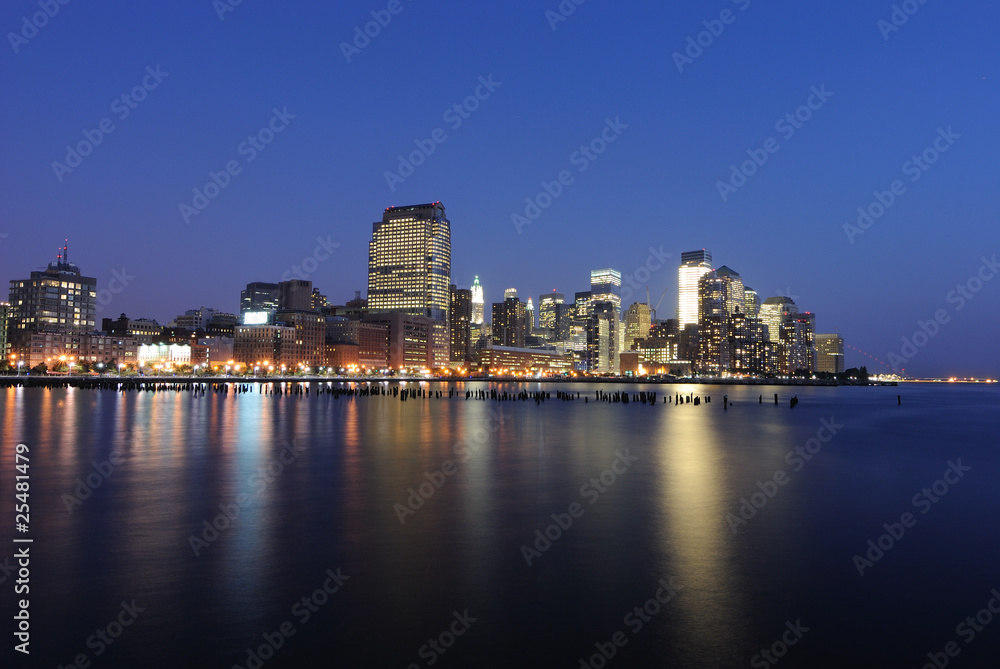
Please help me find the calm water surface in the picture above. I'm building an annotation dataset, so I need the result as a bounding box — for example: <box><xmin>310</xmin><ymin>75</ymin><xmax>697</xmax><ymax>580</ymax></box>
<box><xmin>1</xmin><ymin>382</ymin><xmax>999</xmax><ymax>668</ymax></box>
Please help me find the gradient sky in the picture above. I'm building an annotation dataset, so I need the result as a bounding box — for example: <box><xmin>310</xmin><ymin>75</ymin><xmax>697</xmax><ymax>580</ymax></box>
<box><xmin>2</xmin><ymin>1</ymin><xmax>998</xmax><ymax>377</ymax></box>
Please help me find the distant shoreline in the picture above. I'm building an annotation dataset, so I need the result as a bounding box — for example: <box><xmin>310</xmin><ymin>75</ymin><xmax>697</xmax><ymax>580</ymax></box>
<box><xmin>0</xmin><ymin>374</ymin><xmax>903</xmax><ymax>388</ymax></box>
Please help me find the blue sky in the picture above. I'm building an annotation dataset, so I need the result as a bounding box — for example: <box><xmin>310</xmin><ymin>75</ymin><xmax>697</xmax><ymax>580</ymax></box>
<box><xmin>1</xmin><ymin>0</ymin><xmax>998</xmax><ymax>377</ymax></box>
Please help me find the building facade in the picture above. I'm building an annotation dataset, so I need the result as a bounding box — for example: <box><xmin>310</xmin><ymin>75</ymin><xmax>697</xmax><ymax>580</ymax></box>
<box><xmin>7</xmin><ymin>244</ymin><xmax>97</xmax><ymax>352</ymax></box>
<box><xmin>678</xmin><ymin>250</ymin><xmax>712</xmax><ymax>329</ymax></box>
<box><xmin>815</xmin><ymin>333</ymin><xmax>845</xmax><ymax>374</ymax></box>
<box><xmin>367</xmin><ymin>202</ymin><xmax>451</xmax><ymax>366</ymax></box>
<box><xmin>449</xmin><ymin>284</ymin><xmax>472</xmax><ymax>363</ymax></box>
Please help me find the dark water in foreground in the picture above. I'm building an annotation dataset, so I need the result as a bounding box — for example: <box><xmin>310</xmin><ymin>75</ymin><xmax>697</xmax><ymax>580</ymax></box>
<box><xmin>1</xmin><ymin>382</ymin><xmax>999</xmax><ymax>668</ymax></box>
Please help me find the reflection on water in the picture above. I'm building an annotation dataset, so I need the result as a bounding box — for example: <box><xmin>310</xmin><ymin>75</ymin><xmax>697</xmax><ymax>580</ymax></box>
<box><xmin>0</xmin><ymin>382</ymin><xmax>999</xmax><ymax>668</ymax></box>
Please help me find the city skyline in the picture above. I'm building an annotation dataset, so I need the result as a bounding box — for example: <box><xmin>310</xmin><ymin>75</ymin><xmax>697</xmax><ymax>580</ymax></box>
<box><xmin>2</xmin><ymin>2</ymin><xmax>997</xmax><ymax>377</ymax></box>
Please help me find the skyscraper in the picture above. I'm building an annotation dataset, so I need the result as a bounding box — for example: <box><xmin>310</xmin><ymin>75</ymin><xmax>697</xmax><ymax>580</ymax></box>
<box><xmin>586</xmin><ymin>301</ymin><xmax>620</xmax><ymax>373</ymax></box>
<box><xmin>367</xmin><ymin>202</ymin><xmax>451</xmax><ymax>366</ymax></box>
<box><xmin>760</xmin><ymin>296</ymin><xmax>798</xmax><ymax>344</ymax></box>
<box><xmin>471</xmin><ymin>276</ymin><xmax>484</xmax><ymax>325</ymax></box>
<box><xmin>492</xmin><ymin>297</ymin><xmax>526</xmax><ymax>348</ymax></box>
<box><xmin>504</xmin><ymin>288</ymin><xmax>517</xmax><ymax>301</ymax></box>
<box><xmin>678</xmin><ymin>250</ymin><xmax>712</xmax><ymax>329</ymax></box>
<box><xmin>697</xmin><ymin>271</ymin><xmax>730</xmax><ymax>374</ymax></box>
<box><xmin>816</xmin><ymin>334</ymin><xmax>845</xmax><ymax>374</ymax></box>
<box><xmin>449</xmin><ymin>284</ymin><xmax>472</xmax><ymax>363</ymax></box>
<box><xmin>743</xmin><ymin>286</ymin><xmax>761</xmax><ymax>318</ymax></box>
<box><xmin>623</xmin><ymin>302</ymin><xmax>652</xmax><ymax>352</ymax></box>
<box><xmin>715</xmin><ymin>266</ymin><xmax>745</xmax><ymax>315</ymax></box>
<box><xmin>590</xmin><ymin>269</ymin><xmax>622</xmax><ymax>314</ymax></box>
<box><xmin>538</xmin><ymin>293</ymin><xmax>563</xmax><ymax>327</ymax></box>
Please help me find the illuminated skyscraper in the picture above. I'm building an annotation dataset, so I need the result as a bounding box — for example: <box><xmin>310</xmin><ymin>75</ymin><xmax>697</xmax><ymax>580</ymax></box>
<box><xmin>743</xmin><ymin>286</ymin><xmax>761</xmax><ymax>318</ymax></box>
<box><xmin>504</xmin><ymin>287</ymin><xmax>517</xmax><ymax>301</ymax></box>
<box><xmin>760</xmin><ymin>296</ymin><xmax>798</xmax><ymax>344</ymax></box>
<box><xmin>715</xmin><ymin>266</ymin><xmax>745</xmax><ymax>315</ymax></box>
<box><xmin>525</xmin><ymin>297</ymin><xmax>534</xmax><ymax>331</ymax></box>
<box><xmin>678</xmin><ymin>250</ymin><xmax>712</xmax><ymax>329</ymax></box>
<box><xmin>471</xmin><ymin>276</ymin><xmax>484</xmax><ymax>325</ymax></box>
<box><xmin>816</xmin><ymin>334</ymin><xmax>845</xmax><ymax>374</ymax></box>
<box><xmin>492</xmin><ymin>297</ymin><xmax>526</xmax><ymax>348</ymax></box>
<box><xmin>590</xmin><ymin>269</ymin><xmax>622</xmax><ymax>314</ymax></box>
<box><xmin>367</xmin><ymin>202</ymin><xmax>451</xmax><ymax>366</ymax></box>
<box><xmin>449</xmin><ymin>284</ymin><xmax>472</xmax><ymax>362</ymax></box>
<box><xmin>623</xmin><ymin>302</ymin><xmax>652</xmax><ymax>352</ymax></box>
<box><xmin>538</xmin><ymin>292</ymin><xmax>564</xmax><ymax>332</ymax></box>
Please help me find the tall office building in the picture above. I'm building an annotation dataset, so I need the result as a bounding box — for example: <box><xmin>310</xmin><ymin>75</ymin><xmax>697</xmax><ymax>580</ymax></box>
<box><xmin>240</xmin><ymin>282</ymin><xmax>279</xmax><ymax>317</ymax></box>
<box><xmin>504</xmin><ymin>288</ymin><xmax>517</xmax><ymax>301</ymax></box>
<box><xmin>743</xmin><ymin>286</ymin><xmax>761</xmax><ymax>318</ymax></box>
<box><xmin>7</xmin><ymin>243</ymin><xmax>97</xmax><ymax>346</ymax></box>
<box><xmin>590</xmin><ymin>269</ymin><xmax>622</xmax><ymax>315</ymax></box>
<box><xmin>781</xmin><ymin>312</ymin><xmax>816</xmax><ymax>374</ymax></box>
<box><xmin>678</xmin><ymin>250</ymin><xmax>712</xmax><ymax>329</ymax></box>
<box><xmin>816</xmin><ymin>334</ymin><xmax>845</xmax><ymax>374</ymax></box>
<box><xmin>623</xmin><ymin>302</ymin><xmax>652</xmax><ymax>352</ymax></box>
<box><xmin>538</xmin><ymin>292</ymin><xmax>564</xmax><ymax>331</ymax></box>
<box><xmin>367</xmin><ymin>202</ymin><xmax>451</xmax><ymax>366</ymax></box>
<box><xmin>586</xmin><ymin>301</ymin><xmax>620</xmax><ymax>373</ymax></box>
<box><xmin>492</xmin><ymin>297</ymin><xmax>526</xmax><ymax>348</ymax></box>
<box><xmin>525</xmin><ymin>297</ymin><xmax>534</xmax><ymax>330</ymax></box>
<box><xmin>449</xmin><ymin>284</ymin><xmax>472</xmax><ymax>362</ymax></box>
<box><xmin>715</xmin><ymin>266</ymin><xmax>745</xmax><ymax>315</ymax></box>
<box><xmin>760</xmin><ymin>296</ymin><xmax>798</xmax><ymax>343</ymax></box>
<box><xmin>471</xmin><ymin>276</ymin><xmax>484</xmax><ymax>325</ymax></box>
<box><xmin>573</xmin><ymin>291</ymin><xmax>592</xmax><ymax>321</ymax></box>
<box><xmin>697</xmin><ymin>271</ymin><xmax>730</xmax><ymax>374</ymax></box>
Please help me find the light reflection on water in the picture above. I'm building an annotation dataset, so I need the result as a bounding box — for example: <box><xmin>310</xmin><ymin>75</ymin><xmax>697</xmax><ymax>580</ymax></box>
<box><xmin>0</xmin><ymin>382</ymin><xmax>998</xmax><ymax>668</ymax></box>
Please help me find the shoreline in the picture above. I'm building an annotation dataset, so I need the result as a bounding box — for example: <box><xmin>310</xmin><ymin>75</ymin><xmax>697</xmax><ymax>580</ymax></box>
<box><xmin>0</xmin><ymin>374</ymin><xmax>899</xmax><ymax>388</ymax></box>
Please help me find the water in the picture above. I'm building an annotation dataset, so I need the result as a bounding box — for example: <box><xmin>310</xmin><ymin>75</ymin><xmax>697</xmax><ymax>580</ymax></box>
<box><xmin>1</xmin><ymin>382</ymin><xmax>999</xmax><ymax>668</ymax></box>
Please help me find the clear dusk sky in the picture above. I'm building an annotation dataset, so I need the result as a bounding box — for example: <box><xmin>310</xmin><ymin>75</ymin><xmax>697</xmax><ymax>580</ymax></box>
<box><xmin>1</xmin><ymin>1</ymin><xmax>998</xmax><ymax>377</ymax></box>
